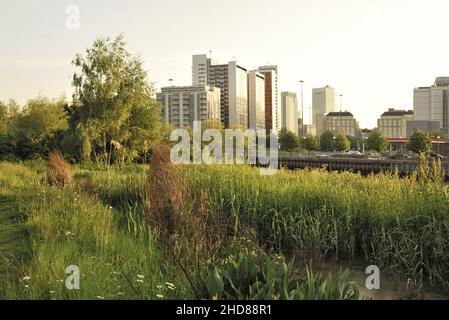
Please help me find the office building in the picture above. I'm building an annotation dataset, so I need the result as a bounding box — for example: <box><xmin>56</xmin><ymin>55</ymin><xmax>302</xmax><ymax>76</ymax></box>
<box><xmin>248</xmin><ymin>70</ymin><xmax>266</xmax><ymax>130</ymax></box>
<box><xmin>323</xmin><ymin>111</ymin><xmax>359</xmax><ymax>137</ymax></box>
<box><xmin>157</xmin><ymin>86</ymin><xmax>221</xmax><ymax>128</ymax></box>
<box><xmin>312</xmin><ymin>85</ymin><xmax>337</xmax><ymax>135</ymax></box>
<box><xmin>413</xmin><ymin>77</ymin><xmax>449</xmax><ymax>128</ymax></box>
<box><xmin>377</xmin><ymin>108</ymin><xmax>414</xmax><ymax>138</ymax></box>
<box><xmin>192</xmin><ymin>54</ymin><xmax>248</xmax><ymax>128</ymax></box>
<box><xmin>406</xmin><ymin>120</ymin><xmax>440</xmax><ymax>137</ymax></box>
<box><xmin>257</xmin><ymin>65</ymin><xmax>280</xmax><ymax>134</ymax></box>
<box><xmin>281</xmin><ymin>91</ymin><xmax>299</xmax><ymax>134</ymax></box>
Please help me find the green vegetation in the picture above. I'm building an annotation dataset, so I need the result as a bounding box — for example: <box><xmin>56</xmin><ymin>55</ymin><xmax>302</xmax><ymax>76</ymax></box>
<box><xmin>367</xmin><ymin>130</ymin><xmax>387</xmax><ymax>152</ymax></box>
<box><xmin>278</xmin><ymin>128</ymin><xmax>299</xmax><ymax>151</ymax></box>
<box><xmin>334</xmin><ymin>134</ymin><xmax>350</xmax><ymax>152</ymax></box>
<box><xmin>0</xmin><ymin>160</ymin><xmax>363</xmax><ymax>300</ymax></box>
<box><xmin>187</xmin><ymin>163</ymin><xmax>449</xmax><ymax>293</ymax></box>
<box><xmin>0</xmin><ymin>162</ymin><xmax>186</xmax><ymax>299</ymax></box>
<box><xmin>409</xmin><ymin>129</ymin><xmax>432</xmax><ymax>154</ymax></box>
<box><xmin>301</xmin><ymin>135</ymin><xmax>320</xmax><ymax>151</ymax></box>
<box><xmin>319</xmin><ymin>130</ymin><xmax>335</xmax><ymax>151</ymax></box>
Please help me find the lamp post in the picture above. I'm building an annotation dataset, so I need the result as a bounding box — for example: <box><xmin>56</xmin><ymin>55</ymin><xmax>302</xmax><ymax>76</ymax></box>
<box><xmin>339</xmin><ymin>94</ymin><xmax>343</xmax><ymax>134</ymax></box>
<box><xmin>437</xmin><ymin>136</ymin><xmax>441</xmax><ymax>155</ymax></box>
<box><xmin>299</xmin><ymin>80</ymin><xmax>305</xmax><ymax>138</ymax></box>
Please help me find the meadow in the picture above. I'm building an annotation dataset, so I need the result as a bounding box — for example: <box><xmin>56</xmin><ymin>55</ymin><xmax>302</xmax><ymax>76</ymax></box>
<box><xmin>0</xmin><ymin>155</ymin><xmax>448</xmax><ymax>299</ymax></box>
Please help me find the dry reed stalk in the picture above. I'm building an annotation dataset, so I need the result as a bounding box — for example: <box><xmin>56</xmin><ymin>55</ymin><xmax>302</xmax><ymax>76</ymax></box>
<box><xmin>146</xmin><ymin>143</ymin><xmax>187</xmax><ymax>238</ymax></box>
<box><xmin>47</xmin><ymin>150</ymin><xmax>73</xmax><ymax>187</ymax></box>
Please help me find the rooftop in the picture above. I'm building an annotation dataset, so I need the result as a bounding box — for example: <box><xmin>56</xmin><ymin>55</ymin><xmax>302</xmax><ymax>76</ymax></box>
<box><xmin>326</xmin><ymin>111</ymin><xmax>354</xmax><ymax>117</ymax></box>
<box><xmin>381</xmin><ymin>109</ymin><xmax>413</xmax><ymax>117</ymax></box>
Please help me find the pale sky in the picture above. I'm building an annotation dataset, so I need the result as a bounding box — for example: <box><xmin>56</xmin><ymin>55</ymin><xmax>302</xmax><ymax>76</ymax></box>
<box><xmin>1</xmin><ymin>0</ymin><xmax>449</xmax><ymax>128</ymax></box>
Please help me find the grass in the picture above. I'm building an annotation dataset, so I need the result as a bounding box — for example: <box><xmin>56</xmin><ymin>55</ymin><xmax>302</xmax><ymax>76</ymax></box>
<box><xmin>0</xmin><ymin>161</ymin><xmax>191</xmax><ymax>300</ymax></box>
<box><xmin>186</xmin><ymin>165</ymin><xmax>449</xmax><ymax>293</ymax></box>
<box><xmin>1</xmin><ymin>158</ymin><xmax>448</xmax><ymax>299</ymax></box>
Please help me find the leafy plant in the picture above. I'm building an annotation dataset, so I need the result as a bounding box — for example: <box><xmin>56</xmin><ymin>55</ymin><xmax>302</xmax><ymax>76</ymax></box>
<box><xmin>203</xmin><ymin>250</ymin><xmax>359</xmax><ymax>300</ymax></box>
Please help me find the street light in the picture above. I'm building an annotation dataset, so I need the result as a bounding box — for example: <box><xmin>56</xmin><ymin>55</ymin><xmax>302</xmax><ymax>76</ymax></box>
<box><xmin>339</xmin><ymin>94</ymin><xmax>343</xmax><ymax>134</ymax></box>
<box><xmin>299</xmin><ymin>80</ymin><xmax>305</xmax><ymax>138</ymax></box>
<box><xmin>437</xmin><ymin>136</ymin><xmax>441</xmax><ymax>154</ymax></box>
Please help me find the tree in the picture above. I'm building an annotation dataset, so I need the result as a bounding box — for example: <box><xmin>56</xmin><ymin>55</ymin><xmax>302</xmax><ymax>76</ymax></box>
<box><xmin>348</xmin><ymin>136</ymin><xmax>361</xmax><ymax>150</ymax></box>
<box><xmin>65</xmin><ymin>35</ymin><xmax>162</xmax><ymax>163</ymax></box>
<box><xmin>367</xmin><ymin>129</ymin><xmax>387</xmax><ymax>152</ymax></box>
<box><xmin>334</xmin><ymin>134</ymin><xmax>350</xmax><ymax>152</ymax></box>
<box><xmin>0</xmin><ymin>101</ymin><xmax>7</xmax><ymax>133</ymax></box>
<box><xmin>301</xmin><ymin>134</ymin><xmax>319</xmax><ymax>151</ymax></box>
<box><xmin>320</xmin><ymin>130</ymin><xmax>335</xmax><ymax>151</ymax></box>
<box><xmin>13</xmin><ymin>96</ymin><xmax>67</xmax><ymax>138</ymax></box>
<box><xmin>409</xmin><ymin>129</ymin><xmax>432</xmax><ymax>154</ymax></box>
<box><xmin>278</xmin><ymin>128</ymin><xmax>299</xmax><ymax>152</ymax></box>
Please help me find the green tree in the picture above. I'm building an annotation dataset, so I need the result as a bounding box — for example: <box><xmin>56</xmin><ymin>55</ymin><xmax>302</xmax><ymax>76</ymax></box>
<box><xmin>320</xmin><ymin>130</ymin><xmax>335</xmax><ymax>151</ymax></box>
<box><xmin>0</xmin><ymin>101</ymin><xmax>7</xmax><ymax>133</ymax></box>
<box><xmin>301</xmin><ymin>134</ymin><xmax>319</xmax><ymax>151</ymax></box>
<box><xmin>348</xmin><ymin>136</ymin><xmax>361</xmax><ymax>150</ymax></box>
<box><xmin>278</xmin><ymin>128</ymin><xmax>299</xmax><ymax>152</ymax></box>
<box><xmin>409</xmin><ymin>129</ymin><xmax>432</xmax><ymax>154</ymax></box>
<box><xmin>13</xmin><ymin>96</ymin><xmax>67</xmax><ymax>138</ymax></box>
<box><xmin>65</xmin><ymin>35</ymin><xmax>162</xmax><ymax>163</ymax></box>
<box><xmin>334</xmin><ymin>134</ymin><xmax>350</xmax><ymax>152</ymax></box>
<box><xmin>367</xmin><ymin>129</ymin><xmax>387</xmax><ymax>152</ymax></box>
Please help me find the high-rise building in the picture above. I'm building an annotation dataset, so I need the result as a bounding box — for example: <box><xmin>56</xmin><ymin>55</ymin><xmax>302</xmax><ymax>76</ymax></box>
<box><xmin>323</xmin><ymin>111</ymin><xmax>359</xmax><ymax>137</ymax></box>
<box><xmin>157</xmin><ymin>85</ymin><xmax>221</xmax><ymax>128</ymax></box>
<box><xmin>281</xmin><ymin>91</ymin><xmax>298</xmax><ymax>134</ymax></box>
<box><xmin>414</xmin><ymin>77</ymin><xmax>449</xmax><ymax>128</ymax></box>
<box><xmin>248</xmin><ymin>71</ymin><xmax>266</xmax><ymax>130</ymax></box>
<box><xmin>192</xmin><ymin>54</ymin><xmax>248</xmax><ymax>128</ymax></box>
<box><xmin>377</xmin><ymin>108</ymin><xmax>414</xmax><ymax>138</ymax></box>
<box><xmin>312</xmin><ymin>85</ymin><xmax>337</xmax><ymax>135</ymax></box>
<box><xmin>406</xmin><ymin>120</ymin><xmax>440</xmax><ymax>137</ymax></box>
<box><xmin>257</xmin><ymin>65</ymin><xmax>280</xmax><ymax>134</ymax></box>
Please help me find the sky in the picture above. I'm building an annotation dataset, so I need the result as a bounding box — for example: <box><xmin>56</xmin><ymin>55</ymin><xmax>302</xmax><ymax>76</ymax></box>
<box><xmin>1</xmin><ymin>0</ymin><xmax>449</xmax><ymax>128</ymax></box>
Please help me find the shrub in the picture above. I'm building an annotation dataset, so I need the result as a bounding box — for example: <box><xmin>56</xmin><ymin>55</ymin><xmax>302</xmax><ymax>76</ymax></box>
<box><xmin>146</xmin><ymin>143</ymin><xmax>187</xmax><ymax>238</ymax></box>
<box><xmin>46</xmin><ymin>151</ymin><xmax>72</xmax><ymax>187</ymax></box>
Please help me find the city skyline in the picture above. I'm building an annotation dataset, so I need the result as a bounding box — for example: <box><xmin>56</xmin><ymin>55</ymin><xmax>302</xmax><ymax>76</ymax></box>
<box><xmin>1</xmin><ymin>0</ymin><xmax>449</xmax><ymax>128</ymax></box>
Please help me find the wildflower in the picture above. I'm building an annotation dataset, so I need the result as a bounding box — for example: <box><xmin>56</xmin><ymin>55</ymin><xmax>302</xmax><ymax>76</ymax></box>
<box><xmin>137</xmin><ymin>274</ymin><xmax>145</xmax><ymax>279</ymax></box>
<box><xmin>97</xmin><ymin>296</ymin><xmax>105</xmax><ymax>300</ymax></box>
<box><xmin>156</xmin><ymin>294</ymin><xmax>164</xmax><ymax>299</ymax></box>
<box><xmin>136</xmin><ymin>279</ymin><xmax>144</xmax><ymax>283</ymax></box>
<box><xmin>156</xmin><ymin>285</ymin><xmax>163</xmax><ymax>289</ymax></box>
<box><xmin>24</xmin><ymin>285</ymin><xmax>29</xmax><ymax>288</ymax></box>
<box><xmin>49</xmin><ymin>291</ymin><xmax>56</xmax><ymax>294</ymax></box>
<box><xmin>21</xmin><ymin>276</ymin><xmax>31</xmax><ymax>281</ymax></box>
<box><xmin>165</xmin><ymin>282</ymin><xmax>176</xmax><ymax>290</ymax></box>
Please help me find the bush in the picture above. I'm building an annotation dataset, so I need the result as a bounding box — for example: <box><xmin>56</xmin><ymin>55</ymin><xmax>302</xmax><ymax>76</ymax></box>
<box><xmin>46</xmin><ymin>151</ymin><xmax>73</xmax><ymax>187</ymax></box>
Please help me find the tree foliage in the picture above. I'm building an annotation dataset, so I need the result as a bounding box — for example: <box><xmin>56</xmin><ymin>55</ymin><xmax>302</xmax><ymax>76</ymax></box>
<box><xmin>320</xmin><ymin>130</ymin><xmax>335</xmax><ymax>151</ymax></box>
<box><xmin>301</xmin><ymin>134</ymin><xmax>319</xmax><ymax>151</ymax></box>
<box><xmin>409</xmin><ymin>129</ymin><xmax>432</xmax><ymax>154</ymax></box>
<box><xmin>0</xmin><ymin>97</ymin><xmax>67</xmax><ymax>160</ymax></box>
<box><xmin>65</xmin><ymin>35</ymin><xmax>162</xmax><ymax>163</ymax></box>
<box><xmin>334</xmin><ymin>134</ymin><xmax>350</xmax><ymax>152</ymax></box>
<box><xmin>366</xmin><ymin>129</ymin><xmax>387</xmax><ymax>152</ymax></box>
<box><xmin>278</xmin><ymin>128</ymin><xmax>299</xmax><ymax>152</ymax></box>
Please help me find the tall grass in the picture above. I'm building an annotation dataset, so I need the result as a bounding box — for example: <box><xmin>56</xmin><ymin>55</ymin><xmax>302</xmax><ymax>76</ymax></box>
<box><xmin>186</xmin><ymin>164</ymin><xmax>449</xmax><ymax>293</ymax></box>
<box><xmin>0</xmin><ymin>162</ymin><xmax>191</xmax><ymax>299</ymax></box>
<box><xmin>3</xmin><ymin>159</ymin><xmax>449</xmax><ymax>298</ymax></box>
